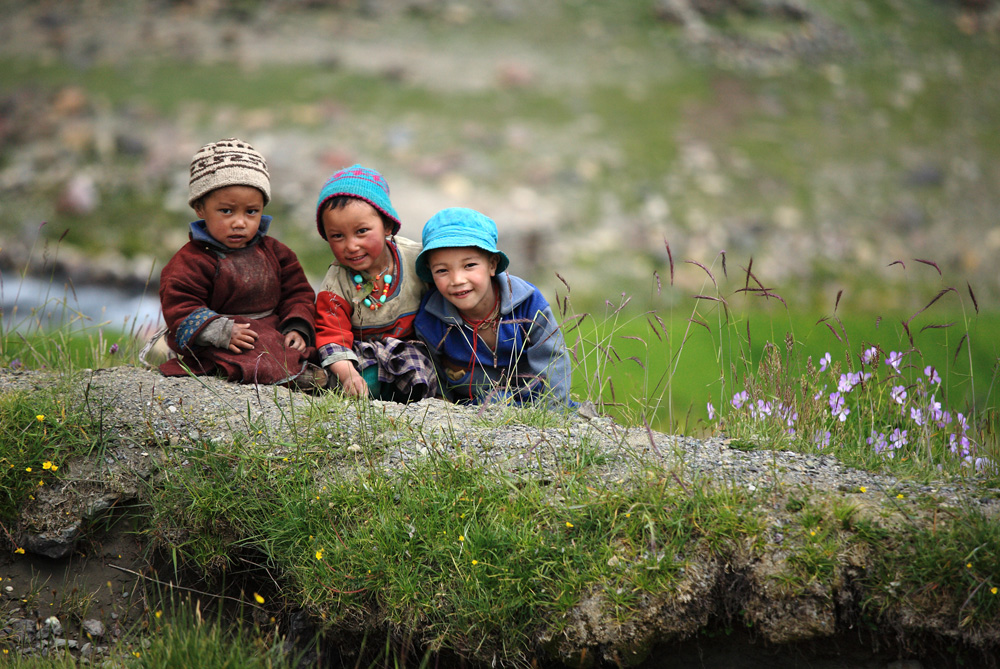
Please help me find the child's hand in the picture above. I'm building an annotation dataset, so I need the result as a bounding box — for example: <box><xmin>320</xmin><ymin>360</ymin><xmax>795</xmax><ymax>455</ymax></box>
<box><xmin>331</xmin><ymin>360</ymin><xmax>367</xmax><ymax>396</ymax></box>
<box><xmin>284</xmin><ymin>330</ymin><xmax>307</xmax><ymax>352</ymax></box>
<box><xmin>228</xmin><ymin>322</ymin><xmax>258</xmax><ymax>353</ymax></box>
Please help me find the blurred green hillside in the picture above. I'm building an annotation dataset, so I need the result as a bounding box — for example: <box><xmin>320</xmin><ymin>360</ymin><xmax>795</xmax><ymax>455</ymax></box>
<box><xmin>0</xmin><ymin>0</ymin><xmax>998</xmax><ymax>311</ymax></box>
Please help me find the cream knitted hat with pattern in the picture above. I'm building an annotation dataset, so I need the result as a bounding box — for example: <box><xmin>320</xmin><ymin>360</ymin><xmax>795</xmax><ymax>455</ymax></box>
<box><xmin>188</xmin><ymin>138</ymin><xmax>271</xmax><ymax>207</ymax></box>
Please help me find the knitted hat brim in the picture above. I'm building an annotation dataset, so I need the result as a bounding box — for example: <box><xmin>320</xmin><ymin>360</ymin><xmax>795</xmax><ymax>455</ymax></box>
<box><xmin>316</xmin><ymin>194</ymin><xmax>401</xmax><ymax>238</ymax></box>
<box><xmin>188</xmin><ymin>169</ymin><xmax>271</xmax><ymax>207</ymax></box>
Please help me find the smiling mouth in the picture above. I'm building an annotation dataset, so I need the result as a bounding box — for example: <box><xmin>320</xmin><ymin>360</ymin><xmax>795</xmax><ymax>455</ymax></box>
<box><xmin>450</xmin><ymin>289</ymin><xmax>472</xmax><ymax>298</ymax></box>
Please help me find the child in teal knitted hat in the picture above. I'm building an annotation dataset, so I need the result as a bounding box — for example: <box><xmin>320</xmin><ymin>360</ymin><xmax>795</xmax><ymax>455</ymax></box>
<box><xmin>314</xmin><ymin>165</ymin><xmax>438</xmax><ymax>401</ymax></box>
<box><xmin>414</xmin><ymin>207</ymin><xmax>573</xmax><ymax>406</ymax></box>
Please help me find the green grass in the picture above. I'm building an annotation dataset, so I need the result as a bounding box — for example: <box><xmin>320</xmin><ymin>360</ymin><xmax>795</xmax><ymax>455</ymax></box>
<box><xmin>0</xmin><ymin>387</ymin><xmax>103</xmax><ymax>527</ymax></box>
<box><xmin>2</xmin><ymin>296</ymin><xmax>999</xmax><ymax>663</ymax></box>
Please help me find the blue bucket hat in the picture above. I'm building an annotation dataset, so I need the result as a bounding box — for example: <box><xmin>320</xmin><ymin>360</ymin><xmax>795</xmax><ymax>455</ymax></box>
<box><xmin>415</xmin><ymin>207</ymin><xmax>510</xmax><ymax>283</ymax></box>
<box><xmin>315</xmin><ymin>165</ymin><xmax>401</xmax><ymax>238</ymax></box>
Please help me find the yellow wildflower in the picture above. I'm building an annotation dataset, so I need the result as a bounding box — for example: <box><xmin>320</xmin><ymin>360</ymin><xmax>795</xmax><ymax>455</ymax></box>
<box><xmin>859</xmin><ymin>486</ymin><xmax>866</xmax><ymax>493</ymax></box>
<box><xmin>991</xmin><ymin>587</ymin><xmax>997</xmax><ymax>595</ymax></box>
<box><xmin>42</xmin><ymin>461</ymin><xmax>53</xmax><ymax>470</ymax></box>
<box><xmin>15</xmin><ymin>548</ymin><xmax>24</xmax><ymax>554</ymax></box>
<box><xmin>315</xmin><ymin>549</ymin><xmax>324</xmax><ymax>560</ymax></box>
<box><xmin>155</xmin><ymin>611</ymin><xmax>162</xmax><ymax>619</ymax></box>
<box><xmin>472</xmin><ymin>560</ymin><xmax>479</xmax><ymax>565</ymax></box>
<box><xmin>25</xmin><ymin>467</ymin><xmax>31</xmax><ymax>473</ymax></box>
<box><xmin>36</xmin><ymin>415</ymin><xmax>44</xmax><ymax>422</ymax></box>
<box><xmin>566</xmin><ymin>521</ymin><xmax>574</xmax><ymax>529</ymax></box>
<box><xmin>459</xmin><ymin>535</ymin><xmax>464</xmax><ymax>542</ymax></box>
<box><xmin>254</xmin><ymin>593</ymin><xmax>265</xmax><ymax>604</ymax></box>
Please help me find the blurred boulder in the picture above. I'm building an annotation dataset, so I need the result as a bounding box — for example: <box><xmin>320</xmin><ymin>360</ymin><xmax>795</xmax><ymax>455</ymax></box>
<box><xmin>57</xmin><ymin>174</ymin><xmax>100</xmax><ymax>216</ymax></box>
<box><xmin>115</xmin><ymin>134</ymin><xmax>148</xmax><ymax>158</ymax></box>
<box><xmin>51</xmin><ymin>86</ymin><xmax>89</xmax><ymax>116</ymax></box>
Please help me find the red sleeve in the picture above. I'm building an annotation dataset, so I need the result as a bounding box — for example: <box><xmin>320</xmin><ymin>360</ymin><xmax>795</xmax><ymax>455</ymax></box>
<box><xmin>159</xmin><ymin>244</ymin><xmax>219</xmax><ymax>333</ymax></box>
<box><xmin>269</xmin><ymin>239</ymin><xmax>317</xmax><ymax>337</ymax></box>
<box><xmin>315</xmin><ymin>289</ymin><xmax>355</xmax><ymax>350</ymax></box>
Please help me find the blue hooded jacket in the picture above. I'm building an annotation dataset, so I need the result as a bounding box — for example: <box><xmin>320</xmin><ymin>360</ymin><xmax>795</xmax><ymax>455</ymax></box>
<box><xmin>415</xmin><ymin>272</ymin><xmax>572</xmax><ymax>406</ymax></box>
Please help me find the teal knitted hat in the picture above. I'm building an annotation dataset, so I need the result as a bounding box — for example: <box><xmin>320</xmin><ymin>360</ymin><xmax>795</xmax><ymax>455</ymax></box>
<box><xmin>415</xmin><ymin>207</ymin><xmax>510</xmax><ymax>283</ymax></box>
<box><xmin>315</xmin><ymin>165</ymin><xmax>401</xmax><ymax>238</ymax></box>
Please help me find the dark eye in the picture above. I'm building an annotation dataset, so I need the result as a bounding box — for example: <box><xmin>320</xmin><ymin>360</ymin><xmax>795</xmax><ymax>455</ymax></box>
<box><xmin>220</xmin><ymin>208</ymin><xmax>233</xmax><ymax>215</ymax></box>
<box><xmin>247</xmin><ymin>208</ymin><xmax>260</xmax><ymax>216</ymax></box>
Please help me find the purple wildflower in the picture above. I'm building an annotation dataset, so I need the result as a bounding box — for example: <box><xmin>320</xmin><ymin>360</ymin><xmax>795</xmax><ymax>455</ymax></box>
<box><xmin>110</xmin><ymin>343</ymin><xmax>119</xmax><ymax>355</ymax></box>
<box><xmin>924</xmin><ymin>366</ymin><xmax>941</xmax><ymax>385</ymax></box>
<box><xmin>949</xmin><ymin>433</ymin><xmax>969</xmax><ymax>456</ymax></box>
<box><xmin>862</xmin><ymin>347</ymin><xmax>878</xmax><ymax>366</ymax></box>
<box><xmin>828</xmin><ymin>392</ymin><xmax>850</xmax><ymax>422</ymax></box>
<box><xmin>957</xmin><ymin>412</ymin><xmax>970</xmax><ymax>433</ymax></box>
<box><xmin>731</xmin><ymin>391</ymin><xmax>749</xmax><ymax>410</ymax></box>
<box><xmin>754</xmin><ymin>399</ymin><xmax>773</xmax><ymax>419</ymax></box>
<box><xmin>910</xmin><ymin>406</ymin><xmax>923</xmax><ymax>426</ymax></box>
<box><xmin>868</xmin><ymin>430</ymin><xmax>888</xmax><ymax>455</ymax></box>
<box><xmin>819</xmin><ymin>352</ymin><xmax>832</xmax><ymax>373</ymax></box>
<box><xmin>838</xmin><ymin>373</ymin><xmax>855</xmax><ymax>394</ymax></box>
<box><xmin>890</xmin><ymin>385</ymin><xmax>907</xmax><ymax>405</ymax></box>
<box><xmin>707</xmin><ymin>402</ymin><xmax>716</xmax><ymax>420</ymax></box>
<box><xmin>778</xmin><ymin>403</ymin><xmax>798</xmax><ymax>429</ymax></box>
<box><xmin>886</xmin><ymin>351</ymin><xmax>904</xmax><ymax>373</ymax></box>
<box><xmin>814</xmin><ymin>430</ymin><xmax>831</xmax><ymax>449</ymax></box>
<box><xmin>889</xmin><ymin>428</ymin><xmax>908</xmax><ymax>451</ymax></box>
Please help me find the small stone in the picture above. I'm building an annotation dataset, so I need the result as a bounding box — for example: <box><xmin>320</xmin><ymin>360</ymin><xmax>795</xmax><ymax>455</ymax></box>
<box><xmin>81</xmin><ymin>619</ymin><xmax>104</xmax><ymax>638</ymax></box>
<box><xmin>44</xmin><ymin>615</ymin><xmax>63</xmax><ymax>637</ymax></box>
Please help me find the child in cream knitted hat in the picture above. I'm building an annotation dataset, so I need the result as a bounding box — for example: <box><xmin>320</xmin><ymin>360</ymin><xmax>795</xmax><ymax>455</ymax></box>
<box><xmin>151</xmin><ymin>138</ymin><xmax>323</xmax><ymax>389</ymax></box>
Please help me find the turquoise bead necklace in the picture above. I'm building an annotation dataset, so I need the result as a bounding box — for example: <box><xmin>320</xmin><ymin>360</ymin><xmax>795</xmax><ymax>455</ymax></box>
<box><xmin>352</xmin><ymin>262</ymin><xmax>394</xmax><ymax>310</ymax></box>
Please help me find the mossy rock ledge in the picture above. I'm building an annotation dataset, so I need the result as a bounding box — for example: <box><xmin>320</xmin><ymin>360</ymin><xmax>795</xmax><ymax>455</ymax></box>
<box><xmin>2</xmin><ymin>366</ymin><xmax>998</xmax><ymax>668</ymax></box>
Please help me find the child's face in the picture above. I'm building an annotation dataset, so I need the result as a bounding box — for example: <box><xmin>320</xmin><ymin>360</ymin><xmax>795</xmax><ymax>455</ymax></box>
<box><xmin>321</xmin><ymin>199</ymin><xmax>392</xmax><ymax>273</ymax></box>
<box><xmin>194</xmin><ymin>185</ymin><xmax>265</xmax><ymax>249</ymax></box>
<box><xmin>427</xmin><ymin>247</ymin><xmax>499</xmax><ymax>319</ymax></box>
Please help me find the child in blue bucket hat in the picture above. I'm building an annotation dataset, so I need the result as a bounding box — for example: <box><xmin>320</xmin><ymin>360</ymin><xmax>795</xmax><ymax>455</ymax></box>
<box><xmin>414</xmin><ymin>207</ymin><xmax>573</xmax><ymax>406</ymax></box>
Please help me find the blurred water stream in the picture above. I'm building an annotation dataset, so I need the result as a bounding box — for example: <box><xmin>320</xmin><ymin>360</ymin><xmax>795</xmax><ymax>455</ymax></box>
<box><xmin>0</xmin><ymin>274</ymin><xmax>162</xmax><ymax>334</ymax></box>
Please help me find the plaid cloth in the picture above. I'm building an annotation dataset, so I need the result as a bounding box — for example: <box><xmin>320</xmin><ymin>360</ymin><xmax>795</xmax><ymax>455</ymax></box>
<box><xmin>355</xmin><ymin>337</ymin><xmax>439</xmax><ymax>401</ymax></box>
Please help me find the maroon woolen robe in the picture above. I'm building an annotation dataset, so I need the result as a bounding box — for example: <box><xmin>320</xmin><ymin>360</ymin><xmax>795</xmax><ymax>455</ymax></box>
<box><xmin>159</xmin><ymin>234</ymin><xmax>317</xmax><ymax>384</ymax></box>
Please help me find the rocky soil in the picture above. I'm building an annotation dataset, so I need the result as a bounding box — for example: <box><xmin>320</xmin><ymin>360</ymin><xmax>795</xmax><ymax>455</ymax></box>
<box><xmin>2</xmin><ymin>365</ymin><xmax>999</xmax><ymax>666</ymax></box>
